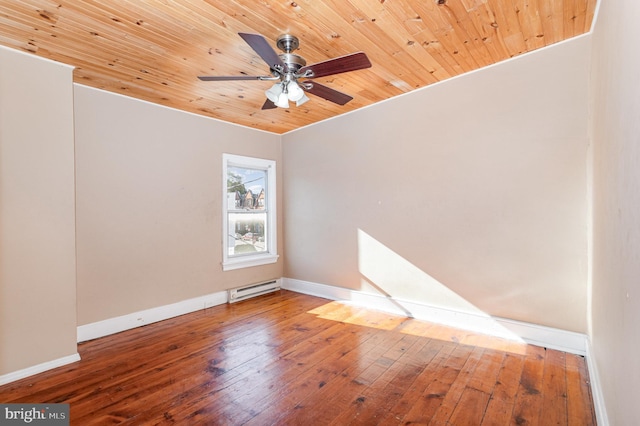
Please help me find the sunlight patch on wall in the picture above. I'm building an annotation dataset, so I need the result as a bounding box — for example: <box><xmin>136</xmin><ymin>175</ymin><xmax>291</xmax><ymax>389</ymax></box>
<box><xmin>358</xmin><ymin>229</ymin><xmax>481</xmax><ymax>314</ymax></box>
<box><xmin>356</xmin><ymin>229</ymin><xmax>526</xmax><ymax>346</ymax></box>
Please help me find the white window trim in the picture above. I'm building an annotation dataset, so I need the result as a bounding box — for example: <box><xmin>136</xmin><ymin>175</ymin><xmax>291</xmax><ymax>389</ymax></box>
<box><xmin>222</xmin><ymin>153</ymin><xmax>278</xmax><ymax>271</ymax></box>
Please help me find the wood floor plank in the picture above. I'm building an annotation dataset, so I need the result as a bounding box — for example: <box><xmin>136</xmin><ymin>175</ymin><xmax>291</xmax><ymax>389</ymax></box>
<box><xmin>330</xmin><ymin>338</ymin><xmax>441</xmax><ymax>425</ymax></box>
<box><xmin>565</xmin><ymin>353</ymin><xmax>596</xmax><ymax>426</ymax></box>
<box><xmin>425</xmin><ymin>345</ymin><xmax>487</xmax><ymax>425</ymax></box>
<box><xmin>306</xmin><ymin>335</ymin><xmax>430</xmax><ymax>425</ymax></box>
<box><xmin>244</xmin><ymin>312</ymin><xmax>416</xmax><ymax>425</ymax></box>
<box><xmin>448</xmin><ymin>387</ymin><xmax>492</xmax><ymax>426</ymax></box>
<box><xmin>377</xmin><ymin>342</ymin><xmax>469</xmax><ymax>424</ymax></box>
<box><xmin>467</xmin><ymin>349</ymin><xmax>506</xmax><ymax>395</ymax></box>
<box><xmin>235</xmin><ymin>324</ymin><xmax>382</xmax><ymax>424</ymax></box>
<box><xmin>229</xmin><ymin>324</ymin><xmax>384</xmax><ymax>425</ymax></box>
<box><xmin>541</xmin><ymin>349</ymin><xmax>569</xmax><ymax>426</ymax></box>
<box><xmin>480</xmin><ymin>352</ymin><xmax>526</xmax><ymax>425</ymax></box>
<box><xmin>0</xmin><ymin>290</ymin><xmax>596</xmax><ymax>425</ymax></box>
<box><xmin>511</xmin><ymin>345</ymin><xmax>547</xmax><ymax>425</ymax></box>
<box><xmin>445</xmin><ymin>349</ymin><xmax>507</xmax><ymax>425</ymax></box>
<box><xmin>396</xmin><ymin>340</ymin><xmax>460</xmax><ymax>420</ymax></box>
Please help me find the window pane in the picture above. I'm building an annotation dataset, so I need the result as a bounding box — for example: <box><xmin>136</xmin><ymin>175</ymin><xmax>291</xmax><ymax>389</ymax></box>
<box><xmin>222</xmin><ymin>153</ymin><xmax>277</xmax><ymax>270</ymax></box>
<box><xmin>227</xmin><ymin>166</ymin><xmax>267</xmax><ymax>211</ymax></box>
<box><xmin>228</xmin><ymin>212</ymin><xmax>267</xmax><ymax>256</ymax></box>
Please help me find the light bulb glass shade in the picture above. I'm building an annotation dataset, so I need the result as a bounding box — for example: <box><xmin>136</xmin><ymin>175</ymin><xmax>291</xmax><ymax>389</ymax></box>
<box><xmin>265</xmin><ymin>83</ymin><xmax>282</xmax><ymax>103</ymax></box>
<box><xmin>274</xmin><ymin>92</ymin><xmax>290</xmax><ymax>108</ymax></box>
<box><xmin>296</xmin><ymin>93</ymin><xmax>310</xmax><ymax>107</ymax></box>
<box><xmin>287</xmin><ymin>80</ymin><xmax>305</xmax><ymax>102</ymax></box>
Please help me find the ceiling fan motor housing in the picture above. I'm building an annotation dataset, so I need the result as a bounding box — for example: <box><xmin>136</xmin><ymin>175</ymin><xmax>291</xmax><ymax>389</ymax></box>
<box><xmin>276</xmin><ymin>35</ymin><xmax>306</xmax><ymax>74</ymax></box>
<box><xmin>279</xmin><ymin>53</ymin><xmax>306</xmax><ymax>73</ymax></box>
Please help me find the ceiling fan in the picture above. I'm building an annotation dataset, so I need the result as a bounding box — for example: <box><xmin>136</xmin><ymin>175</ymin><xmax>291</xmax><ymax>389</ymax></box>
<box><xmin>198</xmin><ymin>33</ymin><xmax>372</xmax><ymax>109</ymax></box>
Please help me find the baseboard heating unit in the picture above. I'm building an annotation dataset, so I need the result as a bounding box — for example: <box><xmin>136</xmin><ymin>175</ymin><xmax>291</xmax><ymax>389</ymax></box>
<box><xmin>228</xmin><ymin>280</ymin><xmax>280</xmax><ymax>303</ymax></box>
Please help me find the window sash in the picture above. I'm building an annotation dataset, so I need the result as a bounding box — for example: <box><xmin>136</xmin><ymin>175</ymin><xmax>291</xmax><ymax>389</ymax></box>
<box><xmin>222</xmin><ymin>154</ymin><xmax>278</xmax><ymax>271</ymax></box>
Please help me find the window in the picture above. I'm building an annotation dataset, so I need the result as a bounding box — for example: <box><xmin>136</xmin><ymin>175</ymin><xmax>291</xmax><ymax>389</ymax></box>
<box><xmin>222</xmin><ymin>154</ymin><xmax>278</xmax><ymax>270</ymax></box>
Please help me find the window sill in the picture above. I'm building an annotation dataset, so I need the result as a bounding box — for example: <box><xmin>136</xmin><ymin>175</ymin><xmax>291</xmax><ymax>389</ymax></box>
<box><xmin>222</xmin><ymin>254</ymin><xmax>279</xmax><ymax>271</ymax></box>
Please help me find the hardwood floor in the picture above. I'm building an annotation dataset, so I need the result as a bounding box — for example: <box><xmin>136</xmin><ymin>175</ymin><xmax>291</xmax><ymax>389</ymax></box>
<box><xmin>0</xmin><ymin>290</ymin><xmax>596</xmax><ymax>425</ymax></box>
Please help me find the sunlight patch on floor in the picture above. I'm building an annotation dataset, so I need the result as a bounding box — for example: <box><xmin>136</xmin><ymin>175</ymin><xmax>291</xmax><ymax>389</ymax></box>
<box><xmin>308</xmin><ymin>300</ymin><xmax>528</xmax><ymax>355</ymax></box>
<box><xmin>307</xmin><ymin>301</ymin><xmax>406</xmax><ymax>331</ymax></box>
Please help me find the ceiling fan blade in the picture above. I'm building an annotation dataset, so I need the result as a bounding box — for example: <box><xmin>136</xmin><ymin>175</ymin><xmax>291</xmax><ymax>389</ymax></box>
<box><xmin>198</xmin><ymin>75</ymin><xmax>272</xmax><ymax>81</ymax></box>
<box><xmin>302</xmin><ymin>81</ymin><xmax>353</xmax><ymax>105</ymax></box>
<box><xmin>299</xmin><ymin>52</ymin><xmax>371</xmax><ymax>79</ymax></box>
<box><xmin>261</xmin><ymin>99</ymin><xmax>277</xmax><ymax>110</ymax></box>
<box><xmin>238</xmin><ymin>33</ymin><xmax>285</xmax><ymax>70</ymax></box>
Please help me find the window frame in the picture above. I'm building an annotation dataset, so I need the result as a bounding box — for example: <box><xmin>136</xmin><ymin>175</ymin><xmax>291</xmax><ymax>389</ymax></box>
<box><xmin>222</xmin><ymin>153</ymin><xmax>278</xmax><ymax>271</ymax></box>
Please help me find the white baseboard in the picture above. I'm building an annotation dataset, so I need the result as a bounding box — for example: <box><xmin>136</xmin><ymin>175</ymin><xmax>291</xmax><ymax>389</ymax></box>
<box><xmin>585</xmin><ymin>340</ymin><xmax>610</xmax><ymax>426</ymax></box>
<box><xmin>0</xmin><ymin>353</ymin><xmax>80</xmax><ymax>386</ymax></box>
<box><xmin>77</xmin><ymin>290</ymin><xmax>228</xmax><ymax>342</ymax></box>
<box><xmin>282</xmin><ymin>278</ymin><xmax>588</xmax><ymax>355</ymax></box>
<box><xmin>74</xmin><ymin>278</ymin><xmax>590</xmax><ymax>356</ymax></box>
<box><xmin>3</xmin><ymin>278</ymin><xmax>606</xmax><ymax>422</ymax></box>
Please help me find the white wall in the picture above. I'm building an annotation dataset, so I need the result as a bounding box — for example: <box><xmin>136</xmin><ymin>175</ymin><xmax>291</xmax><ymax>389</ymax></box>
<box><xmin>0</xmin><ymin>45</ymin><xmax>284</xmax><ymax>379</ymax></box>
<box><xmin>590</xmin><ymin>0</ymin><xmax>640</xmax><ymax>423</ymax></box>
<box><xmin>283</xmin><ymin>36</ymin><xmax>591</xmax><ymax>333</ymax></box>
<box><xmin>0</xmin><ymin>46</ymin><xmax>77</xmax><ymax>376</ymax></box>
<box><xmin>74</xmin><ymin>86</ymin><xmax>282</xmax><ymax>325</ymax></box>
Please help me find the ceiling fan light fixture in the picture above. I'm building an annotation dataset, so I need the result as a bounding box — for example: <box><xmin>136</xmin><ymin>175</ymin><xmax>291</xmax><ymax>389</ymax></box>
<box><xmin>274</xmin><ymin>91</ymin><xmax>290</xmax><ymax>108</ymax></box>
<box><xmin>296</xmin><ymin>93</ymin><xmax>310</xmax><ymax>107</ymax></box>
<box><xmin>287</xmin><ymin>80</ymin><xmax>305</xmax><ymax>102</ymax></box>
<box><xmin>265</xmin><ymin>83</ymin><xmax>283</xmax><ymax>103</ymax></box>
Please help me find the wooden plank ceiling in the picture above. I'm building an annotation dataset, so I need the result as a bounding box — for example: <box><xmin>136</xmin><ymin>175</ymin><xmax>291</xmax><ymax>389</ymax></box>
<box><xmin>0</xmin><ymin>0</ymin><xmax>596</xmax><ymax>134</ymax></box>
